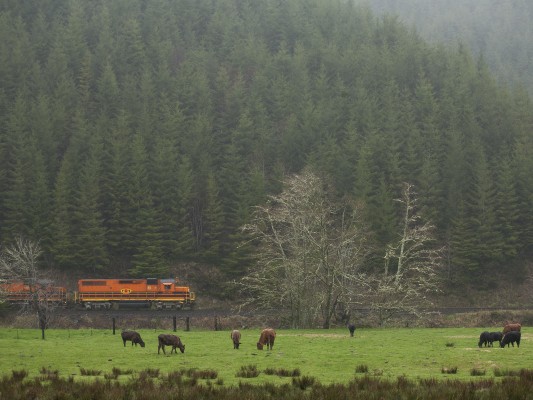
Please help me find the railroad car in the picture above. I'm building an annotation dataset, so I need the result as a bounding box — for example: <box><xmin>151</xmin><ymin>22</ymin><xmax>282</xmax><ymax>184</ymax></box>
<box><xmin>76</xmin><ymin>277</ymin><xmax>195</xmax><ymax>310</ymax></box>
<box><xmin>0</xmin><ymin>280</ymin><xmax>67</xmax><ymax>306</ymax></box>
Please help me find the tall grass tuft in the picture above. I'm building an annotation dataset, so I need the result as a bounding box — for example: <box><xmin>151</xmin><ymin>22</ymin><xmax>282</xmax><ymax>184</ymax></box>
<box><xmin>493</xmin><ymin>368</ymin><xmax>520</xmax><ymax>377</ymax></box>
<box><xmin>236</xmin><ymin>365</ymin><xmax>259</xmax><ymax>378</ymax></box>
<box><xmin>11</xmin><ymin>370</ymin><xmax>28</xmax><ymax>382</ymax></box>
<box><xmin>79</xmin><ymin>368</ymin><xmax>101</xmax><ymax>376</ymax></box>
<box><xmin>165</xmin><ymin>371</ymin><xmax>183</xmax><ymax>386</ymax></box>
<box><xmin>355</xmin><ymin>364</ymin><xmax>369</xmax><ymax>373</ymax></box>
<box><xmin>519</xmin><ymin>369</ymin><xmax>533</xmax><ymax>381</ymax></box>
<box><xmin>138</xmin><ymin>368</ymin><xmax>160</xmax><ymax>379</ymax></box>
<box><xmin>39</xmin><ymin>367</ymin><xmax>59</xmax><ymax>380</ymax></box>
<box><xmin>184</xmin><ymin>368</ymin><xmax>218</xmax><ymax>379</ymax></box>
<box><xmin>264</xmin><ymin>368</ymin><xmax>301</xmax><ymax>377</ymax></box>
<box><xmin>441</xmin><ymin>366</ymin><xmax>458</xmax><ymax>374</ymax></box>
<box><xmin>112</xmin><ymin>367</ymin><xmax>133</xmax><ymax>376</ymax></box>
<box><xmin>470</xmin><ymin>368</ymin><xmax>486</xmax><ymax>376</ymax></box>
<box><xmin>292</xmin><ymin>375</ymin><xmax>315</xmax><ymax>390</ymax></box>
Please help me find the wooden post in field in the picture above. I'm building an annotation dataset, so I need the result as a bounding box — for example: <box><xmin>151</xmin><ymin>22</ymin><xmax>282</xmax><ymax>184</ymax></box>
<box><xmin>112</xmin><ymin>317</ymin><xmax>116</xmax><ymax>335</ymax></box>
<box><xmin>173</xmin><ymin>316</ymin><xmax>177</xmax><ymax>332</ymax></box>
<box><xmin>185</xmin><ymin>317</ymin><xmax>190</xmax><ymax>331</ymax></box>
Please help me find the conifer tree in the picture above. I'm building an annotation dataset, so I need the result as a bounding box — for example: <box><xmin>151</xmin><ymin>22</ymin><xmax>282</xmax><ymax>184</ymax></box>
<box><xmin>50</xmin><ymin>152</ymin><xmax>77</xmax><ymax>269</ymax></box>
<box><xmin>128</xmin><ymin>133</ymin><xmax>165</xmax><ymax>277</ymax></box>
<box><xmin>201</xmin><ymin>173</ymin><xmax>225</xmax><ymax>265</ymax></box>
<box><xmin>73</xmin><ymin>135</ymin><xmax>108</xmax><ymax>272</ymax></box>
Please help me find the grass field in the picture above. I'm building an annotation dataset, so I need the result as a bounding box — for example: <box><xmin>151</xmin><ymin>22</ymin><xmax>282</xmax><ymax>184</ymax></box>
<box><xmin>0</xmin><ymin>327</ymin><xmax>530</xmax><ymax>386</ymax></box>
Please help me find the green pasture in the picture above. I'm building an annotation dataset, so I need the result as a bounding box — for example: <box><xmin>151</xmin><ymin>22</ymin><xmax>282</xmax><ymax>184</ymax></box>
<box><xmin>0</xmin><ymin>327</ymin><xmax>530</xmax><ymax>386</ymax></box>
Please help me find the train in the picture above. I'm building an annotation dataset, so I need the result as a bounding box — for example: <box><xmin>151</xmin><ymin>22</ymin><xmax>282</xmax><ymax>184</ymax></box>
<box><xmin>0</xmin><ymin>280</ymin><xmax>67</xmax><ymax>306</ymax></box>
<box><xmin>1</xmin><ymin>277</ymin><xmax>195</xmax><ymax>310</ymax></box>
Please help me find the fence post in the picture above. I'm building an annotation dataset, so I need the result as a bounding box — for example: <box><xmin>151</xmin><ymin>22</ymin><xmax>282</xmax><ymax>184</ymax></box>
<box><xmin>112</xmin><ymin>317</ymin><xmax>116</xmax><ymax>335</ymax></box>
<box><xmin>173</xmin><ymin>316</ymin><xmax>177</xmax><ymax>332</ymax></box>
<box><xmin>185</xmin><ymin>317</ymin><xmax>190</xmax><ymax>331</ymax></box>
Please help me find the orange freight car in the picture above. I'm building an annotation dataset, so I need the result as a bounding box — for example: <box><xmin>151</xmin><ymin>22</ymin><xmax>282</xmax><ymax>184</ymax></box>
<box><xmin>1</xmin><ymin>280</ymin><xmax>67</xmax><ymax>305</ymax></box>
<box><xmin>76</xmin><ymin>278</ymin><xmax>195</xmax><ymax>310</ymax></box>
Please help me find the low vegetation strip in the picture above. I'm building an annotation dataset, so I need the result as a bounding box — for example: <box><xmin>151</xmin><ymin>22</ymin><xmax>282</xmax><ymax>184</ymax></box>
<box><xmin>0</xmin><ymin>327</ymin><xmax>531</xmax><ymax>387</ymax></box>
<box><xmin>2</xmin><ymin>372</ymin><xmax>533</xmax><ymax>399</ymax></box>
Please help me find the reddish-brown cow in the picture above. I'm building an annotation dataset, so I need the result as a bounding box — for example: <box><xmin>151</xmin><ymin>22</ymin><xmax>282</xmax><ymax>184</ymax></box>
<box><xmin>503</xmin><ymin>323</ymin><xmax>521</xmax><ymax>334</ymax></box>
<box><xmin>256</xmin><ymin>328</ymin><xmax>276</xmax><ymax>350</ymax></box>
<box><xmin>231</xmin><ymin>330</ymin><xmax>241</xmax><ymax>349</ymax></box>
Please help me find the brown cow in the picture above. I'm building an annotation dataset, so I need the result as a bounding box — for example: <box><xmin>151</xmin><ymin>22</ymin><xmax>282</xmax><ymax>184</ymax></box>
<box><xmin>503</xmin><ymin>323</ymin><xmax>521</xmax><ymax>334</ymax></box>
<box><xmin>158</xmin><ymin>334</ymin><xmax>185</xmax><ymax>354</ymax></box>
<box><xmin>231</xmin><ymin>330</ymin><xmax>241</xmax><ymax>349</ymax></box>
<box><xmin>121</xmin><ymin>330</ymin><xmax>145</xmax><ymax>347</ymax></box>
<box><xmin>256</xmin><ymin>328</ymin><xmax>276</xmax><ymax>350</ymax></box>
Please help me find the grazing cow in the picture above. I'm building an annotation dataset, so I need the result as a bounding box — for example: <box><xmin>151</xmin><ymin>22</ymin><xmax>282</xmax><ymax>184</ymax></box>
<box><xmin>121</xmin><ymin>330</ymin><xmax>145</xmax><ymax>348</ymax></box>
<box><xmin>347</xmin><ymin>323</ymin><xmax>356</xmax><ymax>337</ymax></box>
<box><xmin>478</xmin><ymin>331</ymin><xmax>491</xmax><ymax>348</ymax></box>
<box><xmin>257</xmin><ymin>328</ymin><xmax>276</xmax><ymax>350</ymax></box>
<box><xmin>503</xmin><ymin>323</ymin><xmax>521</xmax><ymax>334</ymax></box>
<box><xmin>489</xmin><ymin>331</ymin><xmax>503</xmax><ymax>347</ymax></box>
<box><xmin>231</xmin><ymin>330</ymin><xmax>241</xmax><ymax>349</ymax></box>
<box><xmin>158</xmin><ymin>334</ymin><xmax>185</xmax><ymax>354</ymax></box>
<box><xmin>500</xmin><ymin>331</ymin><xmax>521</xmax><ymax>348</ymax></box>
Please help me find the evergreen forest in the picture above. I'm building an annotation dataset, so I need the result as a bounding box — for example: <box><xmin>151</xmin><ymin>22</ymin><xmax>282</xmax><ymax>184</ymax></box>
<box><xmin>0</xmin><ymin>0</ymin><xmax>532</xmax><ymax>294</ymax></box>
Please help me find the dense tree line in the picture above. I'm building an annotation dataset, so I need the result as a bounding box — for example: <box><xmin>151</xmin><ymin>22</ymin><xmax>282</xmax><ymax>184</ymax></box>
<box><xmin>0</xmin><ymin>0</ymin><xmax>531</xmax><ymax>289</ymax></box>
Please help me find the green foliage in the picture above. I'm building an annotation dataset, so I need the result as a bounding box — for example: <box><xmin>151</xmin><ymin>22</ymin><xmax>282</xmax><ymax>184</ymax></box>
<box><xmin>0</xmin><ymin>0</ymin><xmax>531</xmax><ymax>286</ymax></box>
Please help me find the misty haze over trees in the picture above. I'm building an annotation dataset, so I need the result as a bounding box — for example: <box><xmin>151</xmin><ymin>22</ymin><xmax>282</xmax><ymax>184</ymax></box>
<box><xmin>362</xmin><ymin>0</ymin><xmax>533</xmax><ymax>97</ymax></box>
<box><xmin>0</xmin><ymin>0</ymin><xmax>532</xmax><ymax>306</ymax></box>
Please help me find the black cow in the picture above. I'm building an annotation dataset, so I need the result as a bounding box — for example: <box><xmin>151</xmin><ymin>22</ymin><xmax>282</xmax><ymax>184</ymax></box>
<box><xmin>489</xmin><ymin>331</ymin><xmax>503</xmax><ymax>347</ymax></box>
<box><xmin>348</xmin><ymin>324</ymin><xmax>356</xmax><ymax>337</ymax></box>
<box><xmin>121</xmin><ymin>330</ymin><xmax>145</xmax><ymax>347</ymax></box>
<box><xmin>500</xmin><ymin>331</ymin><xmax>521</xmax><ymax>348</ymax></box>
<box><xmin>158</xmin><ymin>334</ymin><xmax>185</xmax><ymax>354</ymax></box>
<box><xmin>478</xmin><ymin>331</ymin><xmax>491</xmax><ymax>347</ymax></box>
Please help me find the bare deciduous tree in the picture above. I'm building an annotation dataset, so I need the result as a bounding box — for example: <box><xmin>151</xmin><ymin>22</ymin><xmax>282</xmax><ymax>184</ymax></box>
<box><xmin>0</xmin><ymin>237</ymin><xmax>59</xmax><ymax>339</ymax></box>
<box><xmin>238</xmin><ymin>170</ymin><xmax>369</xmax><ymax>328</ymax></box>
<box><xmin>367</xmin><ymin>183</ymin><xmax>443</xmax><ymax>326</ymax></box>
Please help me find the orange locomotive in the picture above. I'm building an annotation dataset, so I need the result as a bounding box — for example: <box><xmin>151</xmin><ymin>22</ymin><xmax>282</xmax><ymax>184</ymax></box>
<box><xmin>1</xmin><ymin>280</ymin><xmax>67</xmax><ymax>306</ymax></box>
<box><xmin>76</xmin><ymin>277</ymin><xmax>195</xmax><ymax>310</ymax></box>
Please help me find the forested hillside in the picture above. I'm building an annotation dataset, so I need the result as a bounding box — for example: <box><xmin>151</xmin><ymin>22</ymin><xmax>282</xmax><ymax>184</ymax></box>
<box><xmin>0</xmin><ymin>0</ymin><xmax>532</xmax><ymax>292</ymax></box>
<box><xmin>363</xmin><ymin>0</ymin><xmax>533</xmax><ymax>97</ymax></box>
